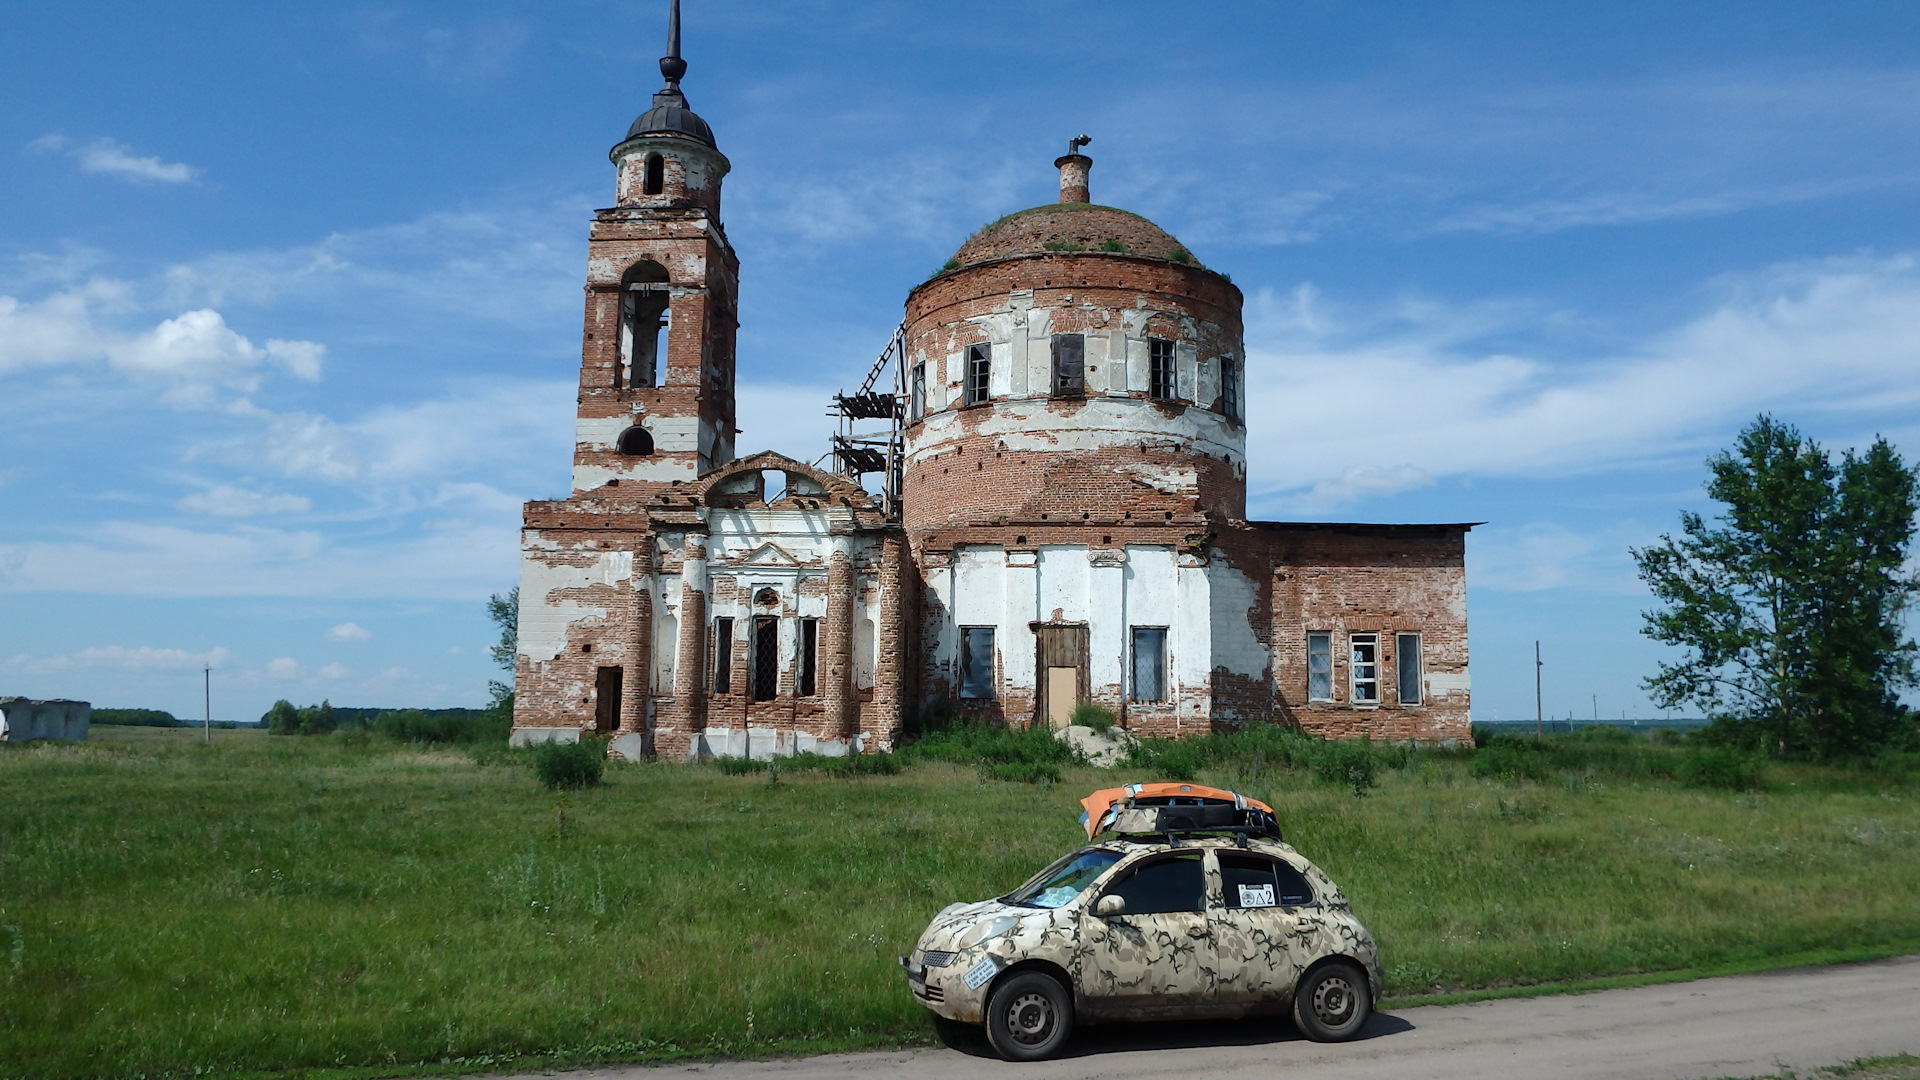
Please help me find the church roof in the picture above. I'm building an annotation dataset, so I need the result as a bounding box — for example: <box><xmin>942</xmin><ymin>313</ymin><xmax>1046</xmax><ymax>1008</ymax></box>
<box><xmin>623</xmin><ymin>0</ymin><xmax>716</xmax><ymax>149</ymax></box>
<box><xmin>950</xmin><ymin>203</ymin><xmax>1193</xmax><ymax>269</ymax></box>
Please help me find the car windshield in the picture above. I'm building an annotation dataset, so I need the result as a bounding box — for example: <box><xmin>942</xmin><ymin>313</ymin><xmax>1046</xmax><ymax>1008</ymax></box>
<box><xmin>1004</xmin><ymin>848</ymin><xmax>1124</xmax><ymax>909</ymax></box>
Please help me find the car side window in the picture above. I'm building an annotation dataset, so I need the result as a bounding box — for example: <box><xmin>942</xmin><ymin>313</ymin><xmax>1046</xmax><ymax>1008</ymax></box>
<box><xmin>1219</xmin><ymin>852</ymin><xmax>1317</xmax><ymax>909</ymax></box>
<box><xmin>1104</xmin><ymin>853</ymin><xmax>1206</xmax><ymax>915</ymax></box>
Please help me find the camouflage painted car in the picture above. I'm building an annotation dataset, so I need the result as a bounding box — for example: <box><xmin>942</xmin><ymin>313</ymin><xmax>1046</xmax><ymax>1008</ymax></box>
<box><xmin>900</xmin><ymin>784</ymin><xmax>1382</xmax><ymax>1061</ymax></box>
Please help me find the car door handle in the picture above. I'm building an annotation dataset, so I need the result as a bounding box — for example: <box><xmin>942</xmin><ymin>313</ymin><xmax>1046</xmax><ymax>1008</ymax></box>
<box><xmin>1186</xmin><ymin>925</ymin><xmax>1210</xmax><ymax>938</ymax></box>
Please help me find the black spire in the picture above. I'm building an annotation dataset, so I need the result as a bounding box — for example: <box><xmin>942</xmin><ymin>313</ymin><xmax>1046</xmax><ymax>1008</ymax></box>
<box><xmin>624</xmin><ymin>0</ymin><xmax>716</xmax><ymax>147</ymax></box>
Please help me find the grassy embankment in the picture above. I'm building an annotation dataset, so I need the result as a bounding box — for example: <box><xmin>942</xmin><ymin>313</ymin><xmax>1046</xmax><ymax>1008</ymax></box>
<box><xmin>2</xmin><ymin>725</ymin><xmax>1917</xmax><ymax>1079</ymax></box>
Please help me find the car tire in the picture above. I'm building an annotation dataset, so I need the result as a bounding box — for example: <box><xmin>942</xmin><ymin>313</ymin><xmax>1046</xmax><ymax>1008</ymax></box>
<box><xmin>1291</xmin><ymin>961</ymin><xmax>1372</xmax><ymax>1041</ymax></box>
<box><xmin>983</xmin><ymin>971</ymin><xmax>1074</xmax><ymax>1061</ymax></box>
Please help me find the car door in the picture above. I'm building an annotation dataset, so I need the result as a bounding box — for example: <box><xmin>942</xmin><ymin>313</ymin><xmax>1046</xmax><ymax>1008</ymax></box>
<box><xmin>1208</xmin><ymin>851</ymin><xmax>1319</xmax><ymax>1006</ymax></box>
<box><xmin>1076</xmin><ymin>851</ymin><xmax>1216</xmax><ymax>1017</ymax></box>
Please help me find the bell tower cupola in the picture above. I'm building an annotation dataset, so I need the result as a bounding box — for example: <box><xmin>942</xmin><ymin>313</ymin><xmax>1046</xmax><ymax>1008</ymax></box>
<box><xmin>570</xmin><ymin>0</ymin><xmax>740</xmax><ymax>495</ymax></box>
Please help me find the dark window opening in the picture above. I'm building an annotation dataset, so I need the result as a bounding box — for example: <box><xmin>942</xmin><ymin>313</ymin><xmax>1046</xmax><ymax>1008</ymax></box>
<box><xmin>617</xmin><ymin>426</ymin><xmax>654</xmax><ymax>456</ymax></box>
<box><xmin>1219</xmin><ymin>852</ymin><xmax>1316</xmax><ymax>909</ymax></box>
<box><xmin>1103</xmin><ymin>853</ymin><xmax>1206</xmax><ymax>915</ymax></box>
<box><xmin>799</xmin><ymin>618</ymin><xmax>819</xmax><ymax>697</ymax></box>
<box><xmin>713</xmin><ymin>617</ymin><xmax>734</xmax><ymax>695</ymax></box>
<box><xmin>959</xmin><ymin>626</ymin><xmax>995</xmax><ymax>699</ymax></box>
<box><xmin>752</xmin><ymin>616</ymin><xmax>780</xmax><ymax>701</ymax></box>
<box><xmin>594</xmin><ymin>665</ymin><xmax>623</xmax><ymax>733</ymax></box>
<box><xmin>1220</xmin><ymin>355</ymin><xmax>1240</xmax><ymax>419</ymax></box>
<box><xmin>1131</xmin><ymin>626</ymin><xmax>1167</xmax><ymax>703</ymax></box>
<box><xmin>1397</xmin><ymin>632</ymin><xmax>1423</xmax><ymax>705</ymax></box>
<box><xmin>1149</xmin><ymin>337</ymin><xmax>1177</xmax><ymax>401</ymax></box>
<box><xmin>1051</xmin><ymin>333</ymin><xmax>1084</xmax><ymax>398</ymax></box>
<box><xmin>643</xmin><ymin>153</ymin><xmax>664</xmax><ymax>196</ymax></box>
<box><xmin>909</xmin><ymin>361</ymin><xmax>926</xmax><ymax>420</ymax></box>
<box><xmin>964</xmin><ymin>343</ymin><xmax>991</xmax><ymax>406</ymax></box>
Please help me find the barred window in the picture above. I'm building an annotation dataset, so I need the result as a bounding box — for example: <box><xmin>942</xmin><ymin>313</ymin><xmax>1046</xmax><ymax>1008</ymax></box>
<box><xmin>1220</xmin><ymin>355</ymin><xmax>1239</xmax><ymax>419</ymax></box>
<box><xmin>1307</xmin><ymin>632</ymin><xmax>1333</xmax><ymax>702</ymax></box>
<box><xmin>1052</xmin><ymin>333</ymin><xmax>1084</xmax><ymax>398</ymax></box>
<box><xmin>1131</xmin><ymin>626</ymin><xmax>1167</xmax><ymax>702</ymax></box>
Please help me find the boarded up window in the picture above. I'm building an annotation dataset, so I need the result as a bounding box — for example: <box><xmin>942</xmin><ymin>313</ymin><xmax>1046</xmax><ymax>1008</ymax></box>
<box><xmin>1051</xmin><ymin>333</ymin><xmax>1084</xmax><ymax>397</ymax></box>
<box><xmin>964</xmin><ymin>343</ymin><xmax>991</xmax><ymax>406</ymax></box>
<box><xmin>959</xmin><ymin>626</ymin><xmax>995</xmax><ymax>699</ymax></box>
<box><xmin>712</xmin><ymin>617</ymin><xmax>734</xmax><ymax>695</ymax></box>
<box><xmin>1397</xmin><ymin>632</ymin><xmax>1422</xmax><ymax>705</ymax></box>
<box><xmin>1149</xmin><ymin>337</ymin><xmax>1176</xmax><ymax>400</ymax></box>
<box><xmin>1307</xmin><ymin>632</ymin><xmax>1333</xmax><ymax>702</ymax></box>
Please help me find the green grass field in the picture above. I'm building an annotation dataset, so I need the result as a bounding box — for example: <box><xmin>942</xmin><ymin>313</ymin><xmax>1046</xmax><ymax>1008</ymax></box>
<box><xmin>2</xmin><ymin>726</ymin><xmax>1917</xmax><ymax>1079</ymax></box>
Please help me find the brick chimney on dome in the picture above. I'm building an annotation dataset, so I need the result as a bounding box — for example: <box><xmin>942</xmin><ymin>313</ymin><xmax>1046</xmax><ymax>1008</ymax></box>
<box><xmin>1054</xmin><ymin>134</ymin><xmax>1092</xmax><ymax>203</ymax></box>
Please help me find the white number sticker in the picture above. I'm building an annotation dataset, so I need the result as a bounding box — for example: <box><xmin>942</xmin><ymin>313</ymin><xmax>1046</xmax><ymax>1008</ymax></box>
<box><xmin>1238</xmin><ymin>883</ymin><xmax>1276</xmax><ymax>908</ymax></box>
<box><xmin>963</xmin><ymin>956</ymin><xmax>1000</xmax><ymax>990</ymax></box>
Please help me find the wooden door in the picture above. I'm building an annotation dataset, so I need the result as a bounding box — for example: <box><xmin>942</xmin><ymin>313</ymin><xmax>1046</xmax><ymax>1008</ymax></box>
<box><xmin>1035</xmin><ymin>625</ymin><xmax>1089</xmax><ymax>729</ymax></box>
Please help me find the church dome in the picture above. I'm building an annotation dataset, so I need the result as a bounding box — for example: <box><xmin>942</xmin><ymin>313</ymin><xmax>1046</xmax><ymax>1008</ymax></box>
<box><xmin>626</xmin><ymin>101</ymin><xmax>716</xmax><ymax>148</ymax></box>
<box><xmin>950</xmin><ymin>203</ymin><xmax>1192</xmax><ymax>269</ymax></box>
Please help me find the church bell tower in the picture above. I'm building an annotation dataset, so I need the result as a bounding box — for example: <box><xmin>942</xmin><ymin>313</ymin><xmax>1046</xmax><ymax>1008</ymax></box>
<box><xmin>570</xmin><ymin>0</ymin><xmax>737</xmax><ymax>496</ymax></box>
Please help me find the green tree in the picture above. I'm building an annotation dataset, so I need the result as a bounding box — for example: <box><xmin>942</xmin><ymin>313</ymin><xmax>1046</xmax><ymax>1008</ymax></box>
<box><xmin>1635</xmin><ymin>415</ymin><xmax>1919</xmax><ymax>759</ymax></box>
<box><xmin>296</xmin><ymin>699</ymin><xmax>336</xmax><ymax>737</ymax></box>
<box><xmin>263</xmin><ymin>699</ymin><xmax>299</xmax><ymax>735</ymax></box>
<box><xmin>486</xmin><ymin>588</ymin><xmax>517</xmax><ymax>704</ymax></box>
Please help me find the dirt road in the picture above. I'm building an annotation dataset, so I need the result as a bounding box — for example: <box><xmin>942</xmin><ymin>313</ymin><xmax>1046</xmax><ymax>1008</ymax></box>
<box><xmin>500</xmin><ymin>955</ymin><xmax>1920</xmax><ymax>1080</ymax></box>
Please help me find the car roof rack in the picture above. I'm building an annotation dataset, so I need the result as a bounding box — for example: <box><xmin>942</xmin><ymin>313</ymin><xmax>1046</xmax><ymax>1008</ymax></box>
<box><xmin>1080</xmin><ymin>783</ymin><xmax>1282</xmax><ymax>844</ymax></box>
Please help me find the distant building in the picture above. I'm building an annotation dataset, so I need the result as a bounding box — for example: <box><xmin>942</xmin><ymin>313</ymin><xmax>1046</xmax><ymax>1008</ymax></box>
<box><xmin>0</xmin><ymin>698</ymin><xmax>91</xmax><ymax>741</ymax></box>
<box><xmin>510</xmin><ymin>6</ymin><xmax>1473</xmax><ymax>758</ymax></box>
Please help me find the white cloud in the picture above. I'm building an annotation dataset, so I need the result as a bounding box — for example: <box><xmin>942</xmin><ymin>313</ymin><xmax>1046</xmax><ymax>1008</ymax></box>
<box><xmin>0</xmin><ymin>287</ymin><xmax>323</xmax><ymax>401</ymax></box>
<box><xmin>318</xmin><ymin>662</ymin><xmax>350</xmax><ymax>679</ymax></box>
<box><xmin>380</xmin><ymin>666</ymin><xmax>411</xmax><ymax>680</ymax></box>
<box><xmin>327</xmin><ymin>622</ymin><xmax>371</xmax><ymax>641</ymax></box>
<box><xmin>3</xmin><ymin>644</ymin><xmax>232</xmax><ymax>673</ymax></box>
<box><xmin>32</xmin><ymin>135</ymin><xmax>199</xmax><ymax>184</ymax></box>
<box><xmin>177</xmin><ymin>485</ymin><xmax>312</xmax><ymax>517</ymax></box>
<box><xmin>268</xmin><ymin>657</ymin><xmax>300</xmax><ymax>678</ymax></box>
<box><xmin>1470</xmin><ymin>523</ymin><xmax>1641</xmax><ymax>593</ymax></box>
<box><xmin>1245</xmin><ymin>254</ymin><xmax>1920</xmax><ymax>508</ymax></box>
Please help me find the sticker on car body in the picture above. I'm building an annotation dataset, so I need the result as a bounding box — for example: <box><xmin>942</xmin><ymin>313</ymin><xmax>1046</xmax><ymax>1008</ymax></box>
<box><xmin>963</xmin><ymin>956</ymin><xmax>1000</xmax><ymax>989</ymax></box>
<box><xmin>1239</xmin><ymin>883</ymin><xmax>1276</xmax><ymax>908</ymax></box>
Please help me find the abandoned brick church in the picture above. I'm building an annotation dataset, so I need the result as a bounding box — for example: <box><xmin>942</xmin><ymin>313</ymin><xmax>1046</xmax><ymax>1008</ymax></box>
<box><xmin>510</xmin><ymin>10</ymin><xmax>1473</xmax><ymax>757</ymax></box>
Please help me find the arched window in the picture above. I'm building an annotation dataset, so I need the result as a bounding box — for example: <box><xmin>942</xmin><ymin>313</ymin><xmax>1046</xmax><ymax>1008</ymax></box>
<box><xmin>616</xmin><ymin>426</ymin><xmax>654</xmax><ymax>456</ymax></box>
<box><xmin>617</xmin><ymin>260</ymin><xmax>670</xmax><ymax>389</ymax></box>
<box><xmin>643</xmin><ymin>153</ymin><xmax>665</xmax><ymax>196</ymax></box>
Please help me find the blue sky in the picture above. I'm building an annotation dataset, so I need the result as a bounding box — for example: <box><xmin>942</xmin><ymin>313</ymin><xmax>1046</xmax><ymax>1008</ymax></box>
<box><xmin>4</xmin><ymin>1</ymin><xmax>1919</xmax><ymax>725</ymax></box>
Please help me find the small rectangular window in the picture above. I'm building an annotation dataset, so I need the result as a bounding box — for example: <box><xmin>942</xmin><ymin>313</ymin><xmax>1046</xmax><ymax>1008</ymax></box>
<box><xmin>1350</xmin><ymin>632</ymin><xmax>1379</xmax><ymax>705</ymax></box>
<box><xmin>959</xmin><ymin>626</ymin><xmax>996</xmax><ymax>699</ymax></box>
<box><xmin>909</xmin><ymin>362</ymin><xmax>926</xmax><ymax>421</ymax></box>
<box><xmin>1220</xmin><ymin>355</ymin><xmax>1239</xmax><ymax>419</ymax></box>
<box><xmin>1307</xmin><ymin>632</ymin><xmax>1333</xmax><ymax>702</ymax></box>
<box><xmin>1149</xmin><ymin>337</ymin><xmax>1176</xmax><ymax>401</ymax></box>
<box><xmin>800</xmin><ymin>618</ymin><xmax>819</xmax><ymax>697</ymax></box>
<box><xmin>964</xmin><ymin>343</ymin><xmax>991</xmax><ymax>406</ymax></box>
<box><xmin>1396</xmin><ymin>631</ymin><xmax>1422</xmax><ymax>705</ymax></box>
<box><xmin>1051</xmin><ymin>333</ymin><xmax>1085</xmax><ymax>397</ymax></box>
<box><xmin>1131</xmin><ymin>626</ymin><xmax>1167</xmax><ymax>702</ymax></box>
<box><xmin>712</xmin><ymin>617</ymin><xmax>734</xmax><ymax>695</ymax></box>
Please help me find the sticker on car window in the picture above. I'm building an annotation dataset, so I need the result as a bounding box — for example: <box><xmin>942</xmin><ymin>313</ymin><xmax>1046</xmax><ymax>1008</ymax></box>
<box><xmin>963</xmin><ymin>956</ymin><xmax>1000</xmax><ymax>990</ymax></box>
<box><xmin>1238</xmin><ymin>883</ymin><xmax>1276</xmax><ymax>908</ymax></box>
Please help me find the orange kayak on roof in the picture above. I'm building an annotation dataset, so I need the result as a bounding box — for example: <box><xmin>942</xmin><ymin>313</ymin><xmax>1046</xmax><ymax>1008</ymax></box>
<box><xmin>1078</xmin><ymin>783</ymin><xmax>1277</xmax><ymax>839</ymax></box>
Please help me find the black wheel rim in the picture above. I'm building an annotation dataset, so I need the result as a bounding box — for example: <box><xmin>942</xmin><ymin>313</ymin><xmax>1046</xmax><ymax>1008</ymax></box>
<box><xmin>1005</xmin><ymin>991</ymin><xmax>1055</xmax><ymax>1045</ymax></box>
<box><xmin>1312</xmin><ymin>972</ymin><xmax>1359</xmax><ymax>1027</ymax></box>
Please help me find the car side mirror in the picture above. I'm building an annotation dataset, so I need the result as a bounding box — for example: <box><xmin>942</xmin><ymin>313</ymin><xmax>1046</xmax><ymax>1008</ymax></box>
<box><xmin>1095</xmin><ymin>894</ymin><xmax>1126</xmax><ymax>917</ymax></box>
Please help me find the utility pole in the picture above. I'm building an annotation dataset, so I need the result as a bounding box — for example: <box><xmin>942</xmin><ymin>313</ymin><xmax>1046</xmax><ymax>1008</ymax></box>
<box><xmin>203</xmin><ymin>664</ymin><xmax>211</xmax><ymax>744</ymax></box>
<box><xmin>1534</xmin><ymin>641</ymin><xmax>1543</xmax><ymax>738</ymax></box>
<box><xmin>1592</xmin><ymin>693</ymin><xmax>1598</xmax><ymax>726</ymax></box>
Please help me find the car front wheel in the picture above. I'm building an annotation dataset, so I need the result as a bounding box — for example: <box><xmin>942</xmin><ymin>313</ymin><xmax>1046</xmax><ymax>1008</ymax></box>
<box><xmin>1292</xmin><ymin>961</ymin><xmax>1372</xmax><ymax>1041</ymax></box>
<box><xmin>983</xmin><ymin>971</ymin><xmax>1074</xmax><ymax>1061</ymax></box>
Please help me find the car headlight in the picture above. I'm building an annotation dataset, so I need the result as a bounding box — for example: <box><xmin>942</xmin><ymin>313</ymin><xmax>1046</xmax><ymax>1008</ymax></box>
<box><xmin>956</xmin><ymin>915</ymin><xmax>1018</xmax><ymax>950</ymax></box>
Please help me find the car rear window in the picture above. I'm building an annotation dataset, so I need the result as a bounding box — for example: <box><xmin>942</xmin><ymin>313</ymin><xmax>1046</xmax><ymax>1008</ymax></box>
<box><xmin>1005</xmin><ymin>848</ymin><xmax>1124</xmax><ymax>909</ymax></box>
<box><xmin>1104</xmin><ymin>853</ymin><xmax>1207</xmax><ymax>915</ymax></box>
<box><xmin>1219</xmin><ymin>852</ymin><xmax>1316</xmax><ymax>909</ymax></box>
